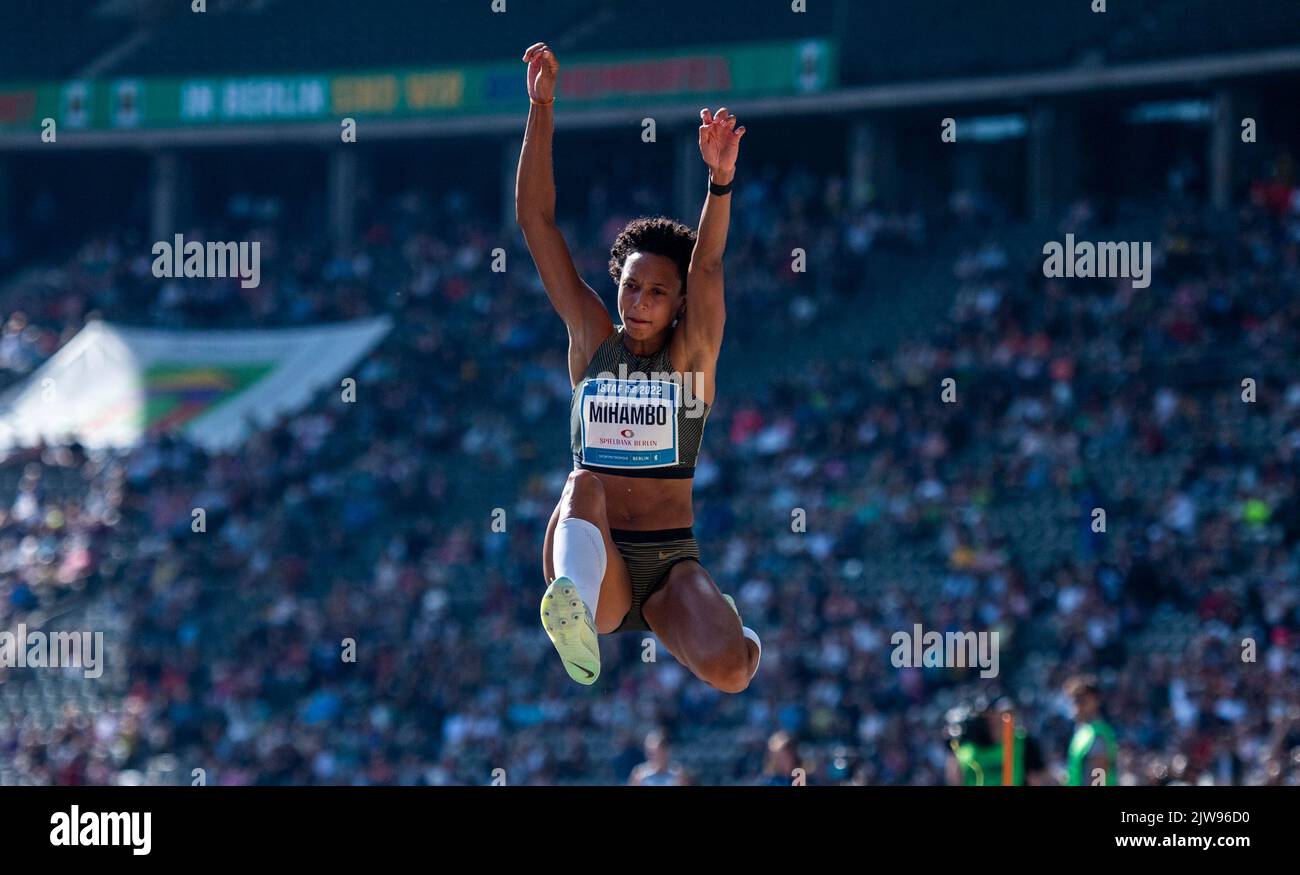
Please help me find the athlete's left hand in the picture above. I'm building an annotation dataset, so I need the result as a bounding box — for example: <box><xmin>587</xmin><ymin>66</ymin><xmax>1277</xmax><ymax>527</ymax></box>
<box><xmin>698</xmin><ymin>107</ymin><xmax>745</xmax><ymax>181</ymax></box>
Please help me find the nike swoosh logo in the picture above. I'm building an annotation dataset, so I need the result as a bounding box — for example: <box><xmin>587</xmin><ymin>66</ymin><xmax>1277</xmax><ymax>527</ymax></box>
<box><xmin>658</xmin><ymin>550</ymin><xmax>683</xmax><ymax>560</ymax></box>
<box><xmin>568</xmin><ymin>661</ymin><xmax>595</xmax><ymax>679</ymax></box>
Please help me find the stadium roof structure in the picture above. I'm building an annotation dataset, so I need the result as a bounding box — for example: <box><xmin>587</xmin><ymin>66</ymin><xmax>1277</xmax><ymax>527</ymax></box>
<box><xmin>2</xmin><ymin>0</ymin><xmax>1299</xmax><ymax>148</ymax></box>
<box><xmin>6</xmin><ymin>0</ymin><xmax>1300</xmax><ymax>83</ymax></box>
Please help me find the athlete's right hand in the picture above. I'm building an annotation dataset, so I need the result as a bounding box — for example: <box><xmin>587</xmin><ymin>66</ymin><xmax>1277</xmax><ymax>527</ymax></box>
<box><xmin>522</xmin><ymin>42</ymin><xmax>559</xmax><ymax>103</ymax></box>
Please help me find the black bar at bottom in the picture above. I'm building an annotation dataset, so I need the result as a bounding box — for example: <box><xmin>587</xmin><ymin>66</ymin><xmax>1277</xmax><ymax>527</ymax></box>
<box><xmin>0</xmin><ymin>785</ymin><xmax>1290</xmax><ymax>861</ymax></box>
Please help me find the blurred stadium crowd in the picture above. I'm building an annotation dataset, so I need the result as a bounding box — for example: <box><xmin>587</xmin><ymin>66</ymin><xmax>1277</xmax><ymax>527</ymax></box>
<box><xmin>0</xmin><ymin>152</ymin><xmax>1298</xmax><ymax>785</ymax></box>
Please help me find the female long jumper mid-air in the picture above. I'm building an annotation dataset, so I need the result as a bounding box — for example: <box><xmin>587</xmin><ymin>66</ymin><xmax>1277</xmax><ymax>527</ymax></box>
<box><xmin>515</xmin><ymin>42</ymin><xmax>760</xmax><ymax>692</ymax></box>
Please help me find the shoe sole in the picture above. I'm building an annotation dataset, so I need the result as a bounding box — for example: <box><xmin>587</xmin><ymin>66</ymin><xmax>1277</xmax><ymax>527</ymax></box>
<box><xmin>541</xmin><ymin>577</ymin><xmax>601</xmax><ymax>685</ymax></box>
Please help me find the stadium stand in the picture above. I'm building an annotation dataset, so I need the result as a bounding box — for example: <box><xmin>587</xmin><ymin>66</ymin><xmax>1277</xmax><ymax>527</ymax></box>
<box><xmin>2</xmin><ymin>160</ymin><xmax>1298</xmax><ymax>783</ymax></box>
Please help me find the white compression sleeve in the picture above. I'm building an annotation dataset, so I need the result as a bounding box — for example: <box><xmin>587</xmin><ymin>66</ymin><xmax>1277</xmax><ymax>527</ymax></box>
<box><xmin>553</xmin><ymin>517</ymin><xmax>607</xmax><ymax>617</ymax></box>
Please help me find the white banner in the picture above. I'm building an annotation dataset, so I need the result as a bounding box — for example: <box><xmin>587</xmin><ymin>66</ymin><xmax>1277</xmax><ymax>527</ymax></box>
<box><xmin>0</xmin><ymin>317</ymin><xmax>392</xmax><ymax>454</ymax></box>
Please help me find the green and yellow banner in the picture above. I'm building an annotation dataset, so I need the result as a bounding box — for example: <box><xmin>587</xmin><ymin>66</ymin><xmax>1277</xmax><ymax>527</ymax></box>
<box><xmin>0</xmin><ymin>318</ymin><xmax>392</xmax><ymax>453</ymax></box>
<box><xmin>0</xmin><ymin>40</ymin><xmax>834</xmax><ymax>132</ymax></box>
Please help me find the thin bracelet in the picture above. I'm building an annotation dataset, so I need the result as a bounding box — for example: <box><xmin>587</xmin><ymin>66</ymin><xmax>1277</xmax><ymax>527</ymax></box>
<box><xmin>530</xmin><ymin>96</ymin><xmax>554</xmax><ymax>106</ymax></box>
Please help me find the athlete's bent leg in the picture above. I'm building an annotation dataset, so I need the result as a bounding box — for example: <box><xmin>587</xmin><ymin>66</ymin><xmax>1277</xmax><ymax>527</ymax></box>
<box><xmin>542</xmin><ymin>470</ymin><xmax>632</xmax><ymax>634</ymax></box>
<box><xmin>642</xmin><ymin>560</ymin><xmax>759</xmax><ymax>693</ymax></box>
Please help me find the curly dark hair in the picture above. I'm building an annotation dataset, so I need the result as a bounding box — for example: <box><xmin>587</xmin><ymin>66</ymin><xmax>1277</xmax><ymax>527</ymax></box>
<box><xmin>607</xmin><ymin>216</ymin><xmax>696</xmax><ymax>295</ymax></box>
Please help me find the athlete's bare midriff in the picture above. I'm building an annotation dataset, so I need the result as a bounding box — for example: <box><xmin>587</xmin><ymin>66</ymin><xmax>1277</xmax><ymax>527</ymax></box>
<box><xmin>595</xmin><ymin>471</ymin><xmax>694</xmax><ymax>530</ymax></box>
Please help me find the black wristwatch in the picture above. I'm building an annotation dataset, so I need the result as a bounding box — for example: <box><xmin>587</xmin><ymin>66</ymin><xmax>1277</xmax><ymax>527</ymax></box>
<box><xmin>709</xmin><ymin>174</ymin><xmax>734</xmax><ymax>197</ymax></box>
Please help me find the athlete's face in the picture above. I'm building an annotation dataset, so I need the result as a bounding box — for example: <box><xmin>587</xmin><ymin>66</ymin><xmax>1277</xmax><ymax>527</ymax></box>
<box><xmin>617</xmin><ymin>251</ymin><xmax>683</xmax><ymax>341</ymax></box>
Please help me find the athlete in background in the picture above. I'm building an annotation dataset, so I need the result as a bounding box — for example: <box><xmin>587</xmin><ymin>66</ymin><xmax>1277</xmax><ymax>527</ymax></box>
<box><xmin>945</xmin><ymin>698</ymin><xmax>1048</xmax><ymax>786</ymax></box>
<box><xmin>1065</xmin><ymin>675</ymin><xmax>1119</xmax><ymax>785</ymax></box>
<box><xmin>628</xmin><ymin>730</ymin><xmax>690</xmax><ymax>786</ymax></box>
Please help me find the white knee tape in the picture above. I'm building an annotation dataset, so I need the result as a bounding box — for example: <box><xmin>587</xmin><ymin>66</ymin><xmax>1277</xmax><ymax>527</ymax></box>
<box><xmin>742</xmin><ymin>626</ymin><xmax>761</xmax><ymax>679</ymax></box>
<box><xmin>553</xmin><ymin>517</ymin><xmax>607</xmax><ymax>613</ymax></box>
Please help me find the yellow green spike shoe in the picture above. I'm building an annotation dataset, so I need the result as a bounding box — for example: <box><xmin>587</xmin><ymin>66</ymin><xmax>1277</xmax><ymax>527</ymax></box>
<box><xmin>541</xmin><ymin>577</ymin><xmax>601</xmax><ymax>685</ymax></box>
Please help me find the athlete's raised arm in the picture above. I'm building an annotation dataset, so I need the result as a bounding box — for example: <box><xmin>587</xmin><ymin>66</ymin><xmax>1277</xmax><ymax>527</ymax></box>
<box><xmin>515</xmin><ymin>42</ymin><xmax>613</xmax><ymax>383</ymax></box>
<box><xmin>680</xmin><ymin>107</ymin><xmax>745</xmax><ymax>361</ymax></box>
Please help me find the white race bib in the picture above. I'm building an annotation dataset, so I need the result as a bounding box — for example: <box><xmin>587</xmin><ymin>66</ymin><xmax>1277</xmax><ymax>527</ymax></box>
<box><xmin>578</xmin><ymin>378</ymin><xmax>678</xmax><ymax>469</ymax></box>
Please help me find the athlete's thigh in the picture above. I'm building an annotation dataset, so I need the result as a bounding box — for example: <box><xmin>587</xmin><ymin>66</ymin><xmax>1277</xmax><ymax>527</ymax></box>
<box><xmin>541</xmin><ymin>492</ymin><xmax>632</xmax><ymax>633</ymax></box>
<box><xmin>641</xmin><ymin>560</ymin><xmax>739</xmax><ymax>668</ymax></box>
